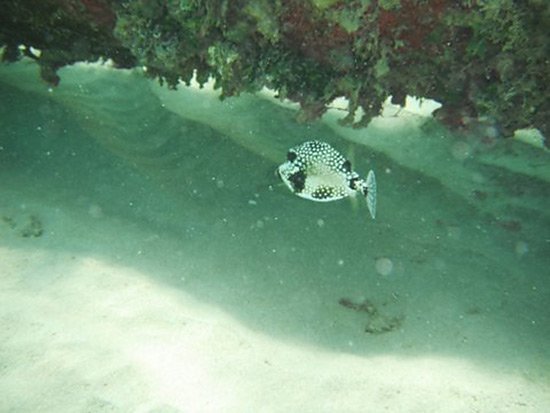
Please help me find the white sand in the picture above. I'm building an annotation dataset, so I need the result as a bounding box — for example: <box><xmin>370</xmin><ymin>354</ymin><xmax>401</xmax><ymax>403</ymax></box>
<box><xmin>1</xmin><ymin>189</ymin><xmax>549</xmax><ymax>412</ymax></box>
<box><xmin>1</xmin><ymin>63</ymin><xmax>549</xmax><ymax>412</ymax></box>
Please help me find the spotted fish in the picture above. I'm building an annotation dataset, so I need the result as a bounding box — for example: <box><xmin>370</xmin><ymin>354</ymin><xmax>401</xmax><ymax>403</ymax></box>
<box><xmin>277</xmin><ymin>140</ymin><xmax>377</xmax><ymax>219</ymax></box>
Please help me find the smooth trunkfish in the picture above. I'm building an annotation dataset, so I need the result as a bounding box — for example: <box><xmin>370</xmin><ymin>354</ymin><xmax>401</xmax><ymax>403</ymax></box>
<box><xmin>277</xmin><ymin>140</ymin><xmax>377</xmax><ymax>219</ymax></box>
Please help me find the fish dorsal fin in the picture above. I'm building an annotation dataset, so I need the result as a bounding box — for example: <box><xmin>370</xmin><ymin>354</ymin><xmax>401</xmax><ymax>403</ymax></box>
<box><xmin>346</xmin><ymin>144</ymin><xmax>356</xmax><ymax>170</ymax></box>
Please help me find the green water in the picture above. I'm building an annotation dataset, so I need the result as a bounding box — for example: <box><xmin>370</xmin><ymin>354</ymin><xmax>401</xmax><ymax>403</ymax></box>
<box><xmin>1</xmin><ymin>61</ymin><xmax>549</xmax><ymax>411</ymax></box>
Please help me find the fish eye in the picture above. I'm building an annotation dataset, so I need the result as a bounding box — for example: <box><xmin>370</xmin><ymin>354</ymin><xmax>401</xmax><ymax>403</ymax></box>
<box><xmin>287</xmin><ymin>151</ymin><xmax>297</xmax><ymax>162</ymax></box>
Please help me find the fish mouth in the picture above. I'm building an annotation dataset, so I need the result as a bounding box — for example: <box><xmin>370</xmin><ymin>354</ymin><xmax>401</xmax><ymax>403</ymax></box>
<box><xmin>276</xmin><ymin>163</ymin><xmax>291</xmax><ymax>179</ymax></box>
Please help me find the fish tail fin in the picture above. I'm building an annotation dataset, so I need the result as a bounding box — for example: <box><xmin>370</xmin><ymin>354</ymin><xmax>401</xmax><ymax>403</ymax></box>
<box><xmin>364</xmin><ymin>170</ymin><xmax>376</xmax><ymax>219</ymax></box>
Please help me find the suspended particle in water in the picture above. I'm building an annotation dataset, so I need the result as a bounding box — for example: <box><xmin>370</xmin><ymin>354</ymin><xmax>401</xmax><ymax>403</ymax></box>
<box><xmin>375</xmin><ymin>257</ymin><xmax>393</xmax><ymax>276</ymax></box>
<box><xmin>515</xmin><ymin>241</ymin><xmax>528</xmax><ymax>256</ymax></box>
<box><xmin>88</xmin><ymin>204</ymin><xmax>103</xmax><ymax>219</ymax></box>
<box><xmin>451</xmin><ymin>141</ymin><xmax>471</xmax><ymax>161</ymax></box>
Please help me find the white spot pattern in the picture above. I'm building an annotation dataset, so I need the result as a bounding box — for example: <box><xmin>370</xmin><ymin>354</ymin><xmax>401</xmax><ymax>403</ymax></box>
<box><xmin>278</xmin><ymin>140</ymin><xmax>377</xmax><ymax>219</ymax></box>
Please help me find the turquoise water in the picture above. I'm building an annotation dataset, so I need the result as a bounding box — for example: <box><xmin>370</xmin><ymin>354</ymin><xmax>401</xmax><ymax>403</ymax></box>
<box><xmin>1</xmin><ymin>62</ymin><xmax>549</xmax><ymax>411</ymax></box>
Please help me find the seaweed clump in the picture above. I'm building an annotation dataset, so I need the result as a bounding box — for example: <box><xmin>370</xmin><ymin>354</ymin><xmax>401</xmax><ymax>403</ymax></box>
<box><xmin>1</xmin><ymin>0</ymin><xmax>548</xmax><ymax>141</ymax></box>
<box><xmin>0</xmin><ymin>0</ymin><xmax>135</xmax><ymax>85</ymax></box>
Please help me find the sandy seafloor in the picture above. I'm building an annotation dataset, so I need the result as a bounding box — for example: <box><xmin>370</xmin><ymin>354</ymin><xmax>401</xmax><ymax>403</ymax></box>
<box><xmin>1</xmin><ymin>62</ymin><xmax>549</xmax><ymax>412</ymax></box>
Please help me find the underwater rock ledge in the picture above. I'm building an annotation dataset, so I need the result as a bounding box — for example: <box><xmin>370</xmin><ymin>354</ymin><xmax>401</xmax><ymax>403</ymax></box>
<box><xmin>0</xmin><ymin>0</ymin><xmax>548</xmax><ymax>142</ymax></box>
